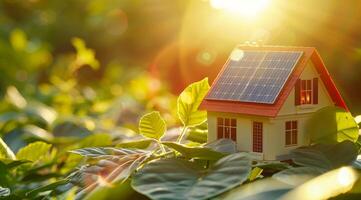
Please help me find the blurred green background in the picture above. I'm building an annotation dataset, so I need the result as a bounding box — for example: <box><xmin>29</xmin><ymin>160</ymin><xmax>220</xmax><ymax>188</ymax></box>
<box><xmin>0</xmin><ymin>0</ymin><xmax>360</xmax><ymax>114</ymax></box>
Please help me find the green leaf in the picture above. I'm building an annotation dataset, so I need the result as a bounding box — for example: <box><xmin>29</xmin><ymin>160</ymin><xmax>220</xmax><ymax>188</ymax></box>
<box><xmin>83</xmin><ymin>180</ymin><xmax>140</xmax><ymax>200</ymax></box>
<box><xmin>53</xmin><ymin>121</ymin><xmax>91</xmax><ymax>138</ymax></box>
<box><xmin>116</xmin><ymin>139</ymin><xmax>153</xmax><ymax>149</ymax></box>
<box><xmin>187</xmin><ymin>126</ymin><xmax>208</xmax><ymax>143</ymax></box>
<box><xmin>162</xmin><ymin>142</ymin><xmax>227</xmax><ymax>160</ymax></box>
<box><xmin>177</xmin><ymin>78</ymin><xmax>210</xmax><ymax>127</ymax></box>
<box><xmin>26</xmin><ymin>179</ymin><xmax>69</xmax><ymax>198</ymax></box>
<box><xmin>221</xmin><ymin>178</ymin><xmax>292</xmax><ymax>200</ymax></box>
<box><xmin>306</xmin><ymin>106</ymin><xmax>359</xmax><ymax>144</ymax></box>
<box><xmin>25</xmin><ymin>102</ymin><xmax>57</xmax><ymax>125</ymax></box>
<box><xmin>0</xmin><ymin>138</ymin><xmax>16</xmax><ymax>160</ymax></box>
<box><xmin>132</xmin><ymin>152</ymin><xmax>251</xmax><ymax>200</ymax></box>
<box><xmin>273</xmin><ymin>167</ymin><xmax>325</xmax><ymax>186</ymax></box>
<box><xmin>249</xmin><ymin>167</ymin><xmax>263</xmax><ymax>181</ymax></box>
<box><xmin>70</xmin><ymin>147</ymin><xmax>148</xmax><ymax>158</ymax></box>
<box><xmin>16</xmin><ymin>142</ymin><xmax>52</xmax><ymax>162</ymax></box>
<box><xmin>290</xmin><ymin>140</ymin><xmax>358</xmax><ymax>170</ymax></box>
<box><xmin>204</xmin><ymin>139</ymin><xmax>237</xmax><ymax>154</ymax></box>
<box><xmin>280</xmin><ymin>167</ymin><xmax>358</xmax><ymax>200</ymax></box>
<box><xmin>70</xmin><ymin>148</ymin><xmax>152</xmax><ymax>199</ymax></box>
<box><xmin>1</xmin><ymin>159</ymin><xmax>30</xmax><ymax>169</ymax></box>
<box><xmin>5</xmin><ymin>86</ymin><xmax>27</xmax><ymax>109</ymax></box>
<box><xmin>77</xmin><ymin>133</ymin><xmax>112</xmax><ymax>148</ymax></box>
<box><xmin>0</xmin><ymin>186</ymin><xmax>10</xmax><ymax>197</ymax></box>
<box><xmin>139</xmin><ymin>111</ymin><xmax>166</xmax><ymax>140</ymax></box>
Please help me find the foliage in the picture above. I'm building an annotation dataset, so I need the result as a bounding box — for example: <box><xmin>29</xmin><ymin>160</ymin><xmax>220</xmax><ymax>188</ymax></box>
<box><xmin>132</xmin><ymin>153</ymin><xmax>251</xmax><ymax>200</ymax></box>
<box><xmin>0</xmin><ymin>138</ymin><xmax>15</xmax><ymax>160</ymax></box>
<box><xmin>16</xmin><ymin>141</ymin><xmax>52</xmax><ymax>162</ymax></box>
<box><xmin>177</xmin><ymin>78</ymin><xmax>210</xmax><ymax>127</ymax></box>
<box><xmin>139</xmin><ymin>111</ymin><xmax>166</xmax><ymax>140</ymax></box>
<box><xmin>306</xmin><ymin>106</ymin><xmax>359</xmax><ymax>144</ymax></box>
<box><xmin>0</xmin><ymin>30</ymin><xmax>360</xmax><ymax>199</ymax></box>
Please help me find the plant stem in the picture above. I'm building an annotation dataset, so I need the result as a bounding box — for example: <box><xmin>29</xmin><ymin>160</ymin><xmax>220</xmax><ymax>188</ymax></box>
<box><xmin>157</xmin><ymin>141</ymin><xmax>166</xmax><ymax>154</ymax></box>
<box><xmin>176</xmin><ymin>126</ymin><xmax>188</xmax><ymax>143</ymax></box>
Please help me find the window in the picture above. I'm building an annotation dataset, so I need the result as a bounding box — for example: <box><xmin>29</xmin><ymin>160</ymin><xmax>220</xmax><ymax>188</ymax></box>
<box><xmin>285</xmin><ymin>121</ymin><xmax>297</xmax><ymax>146</ymax></box>
<box><xmin>295</xmin><ymin>78</ymin><xmax>318</xmax><ymax>105</ymax></box>
<box><xmin>252</xmin><ymin>122</ymin><xmax>263</xmax><ymax>153</ymax></box>
<box><xmin>301</xmin><ymin>80</ymin><xmax>312</xmax><ymax>104</ymax></box>
<box><xmin>217</xmin><ymin>117</ymin><xmax>236</xmax><ymax>142</ymax></box>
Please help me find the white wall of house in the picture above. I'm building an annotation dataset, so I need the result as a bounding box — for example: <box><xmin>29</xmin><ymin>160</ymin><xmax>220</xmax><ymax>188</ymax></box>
<box><xmin>207</xmin><ymin>111</ymin><xmax>271</xmax><ymax>159</ymax></box>
<box><xmin>267</xmin><ymin>114</ymin><xmax>311</xmax><ymax>160</ymax></box>
<box><xmin>206</xmin><ymin>61</ymin><xmax>336</xmax><ymax>160</ymax></box>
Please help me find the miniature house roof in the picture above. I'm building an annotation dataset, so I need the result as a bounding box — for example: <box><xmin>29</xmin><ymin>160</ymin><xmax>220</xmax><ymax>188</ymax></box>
<box><xmin>199</xmin><ymin>45</ymin><xmax>348</xmax><ymax>117</ymax></box>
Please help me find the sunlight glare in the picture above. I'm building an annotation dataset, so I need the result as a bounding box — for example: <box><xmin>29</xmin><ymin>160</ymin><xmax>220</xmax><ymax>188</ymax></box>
<box><xmin>337</xmin><ymin>167</ymin><xmax>355</xmax><ymax>187</ymax></box>
<box><xmin>210</xmin><ymin>0</ymin><xmax>271</xmax><ymax>18</ymax></box>
<box><xmin>230</xmin><ymin>49</ymin><xmax>244</xmax><ymax>61</ymax></box>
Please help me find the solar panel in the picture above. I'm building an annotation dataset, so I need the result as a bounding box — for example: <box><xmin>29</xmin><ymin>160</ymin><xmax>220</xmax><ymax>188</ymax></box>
<box><xmin>206</xmin><ymin>50</ymin><xmax>303</xmax><ymax>104</ymax></box>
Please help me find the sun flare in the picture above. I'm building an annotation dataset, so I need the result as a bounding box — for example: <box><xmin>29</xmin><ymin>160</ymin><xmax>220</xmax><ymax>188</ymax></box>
<box><xmin>210</xmin><ymin>0</ymin><xmax>271</xmax><ymax>18</ymax></box>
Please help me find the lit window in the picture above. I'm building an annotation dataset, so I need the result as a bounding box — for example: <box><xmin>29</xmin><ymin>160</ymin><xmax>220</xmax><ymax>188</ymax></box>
<box><xmin>295</xmin><ymin>78</ymin><xmax>318</xmax><ymax>105</ymax></box>
<box><xmin>285</xmin><ymin>121</ymin><xmax>297</xmax><ymax>146</ymax></box>
<box><xmin>217</xmin><ymin>117</ymin><xmax>236</xmax><ymax>142</ymax></box>
<box><xmin>301</xmin><ymin>80</ymin><xmax>312</xmax><ymax>104</ymax></box>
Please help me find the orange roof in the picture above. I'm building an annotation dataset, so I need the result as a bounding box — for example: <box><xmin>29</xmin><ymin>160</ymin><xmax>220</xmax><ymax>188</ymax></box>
<box><xmin>199</xmin><ymin>45</ymin><xmax>348</xmax><ymax>117</ymax></box>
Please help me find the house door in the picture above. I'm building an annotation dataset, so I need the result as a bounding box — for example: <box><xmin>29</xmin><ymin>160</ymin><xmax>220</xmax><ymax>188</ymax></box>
<box><xmin>252</xmin><ymin>122</ymin><xmax>263</xmax><ymax>153</ymax></box>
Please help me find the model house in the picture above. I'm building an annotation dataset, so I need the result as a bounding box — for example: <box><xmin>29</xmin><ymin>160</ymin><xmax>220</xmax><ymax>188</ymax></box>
<box><xmin>200</xmin><ymin>46</ymin><xmax>348</xmax><ymax>160</ymax></box>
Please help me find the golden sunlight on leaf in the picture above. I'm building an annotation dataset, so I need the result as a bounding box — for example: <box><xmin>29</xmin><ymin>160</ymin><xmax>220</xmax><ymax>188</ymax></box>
<box><xmin>180</xmin><ymin>91</ymin><xmax>193</xmax><ymax>105</ymax></box>
<box><xmin>280</xmin><ymin>167</ymin><xmax>358</xmax><ymax>200</ymax></box>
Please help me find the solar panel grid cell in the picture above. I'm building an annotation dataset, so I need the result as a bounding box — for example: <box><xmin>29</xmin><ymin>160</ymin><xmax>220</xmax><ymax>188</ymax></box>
<box><xmin>206</xmin><ymin>50</ymin><xmax>303</xmax><ymax>104</ymax></box>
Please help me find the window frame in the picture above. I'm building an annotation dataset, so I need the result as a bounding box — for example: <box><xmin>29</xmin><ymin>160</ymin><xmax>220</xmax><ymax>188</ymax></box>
<box><xmin>300</xmin><ymin>79</ymin><xmax>313</xmax><ymax>105</ymax></box>
<box><xmin>217</xmin><ymin>117</ymin><xmax>237</xmax><ymax>142</ymax></box>
<box><xmin>285</xmin><ymin>120</ymin><xmax>298</xmax><ymax>146</ymax></box>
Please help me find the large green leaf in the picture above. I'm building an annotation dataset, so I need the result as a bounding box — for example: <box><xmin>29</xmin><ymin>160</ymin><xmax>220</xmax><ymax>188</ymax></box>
<box><xmin>132</xmin><ymin>152</ymin><xmax>251</xmax><ymax>200</ymax></box>
<box><xmin>177</xmin><ymin>78</ymin><xmax>210</xmax><ymax>127</ymax></box>
<box><xmin>139</xmin><ymin>111</ymin><xmax>166</xmax><ymax>140</ymax></box>
<box><xmin>306</xmin><ymin>106</ymin><xmax>359</xmax><ymax>144</ymax></box>
<box><xmin>204</xmin><ymin>139</ymin><xmax>237</xmax><ymax>154</ymax></box>
<box><xmin>290</xmin><ymin>140</ymin><xmax>358</xmax><ymax>170</ymax></box>
<box><xmin>280</xmin><ymin>167</ymin><xmax>358</xmax><ymax>200</ymax></box>
<box><xmin>69</xmin><ymin>147</ymin><xmax>152</xmax><ymax>199</ymax></box>
<box><xmin>0</xmin><ymin>138</ymin><xmax>15</xmax><ymax>160</ymax></box>
<box><xmin>273</xmin><ymin>167</ymin><xmax>325</xmax><ymax>186</ymax></box>
<box><xmin>70</xmin><ymin>147</ymin><xmax>149</xmax><ymax>158</ymax></box>
<box><xmin>162</xmin><ymin>142</ymin><xmax>227</xmax><ymax>160</ymax></box>
<box><xmin>16</xmin><ymin>141</ymin><xmax>52</xmax><ymax>162</ymax></box>
<box><xmin>221</xmin><ymin>178</ymin><xmax>292</xmax><ymax>200</ymax></box>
